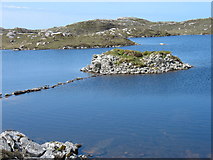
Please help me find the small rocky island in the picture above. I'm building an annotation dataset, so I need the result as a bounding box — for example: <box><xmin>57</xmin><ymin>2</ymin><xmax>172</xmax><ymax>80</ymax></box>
<box><xmin>80</xmin><ymin>49</ymin><xmax>192</xmax><ymax>74</ymax></box>
<box><xmin>0</xmin><ymin>130</ymin><xmax>86</xmax><ymax>159</ymax></box>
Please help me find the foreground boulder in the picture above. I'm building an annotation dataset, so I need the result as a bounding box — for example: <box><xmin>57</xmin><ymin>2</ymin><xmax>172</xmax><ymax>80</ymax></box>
<box><xmin>0</xmin><ymin>130</ymin><xmax>86</xmax><ymax>159</ymax></box>
<box><xmin>80</xmin><ymin>49</ymin><xmax>192</xmax><ymax>75</ymax></box>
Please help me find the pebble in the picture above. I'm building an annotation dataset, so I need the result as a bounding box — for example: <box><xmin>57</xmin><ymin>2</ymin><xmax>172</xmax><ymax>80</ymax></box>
<box><xmin>5</xmin><ymin>93</ymin><xmax>12</xmax><ymax>97</ymax></box>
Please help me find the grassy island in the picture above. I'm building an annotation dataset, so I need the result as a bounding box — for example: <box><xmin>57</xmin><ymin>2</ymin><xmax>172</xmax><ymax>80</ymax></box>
<box><xmin>81</xmin><ymin>49</ymin><xmax>192</xmax><ymax>74</ymax></box>
<box><xmin>104</xmin><ymin>49</ymin><xmax>181</xmax><ymax>67</ymax></box>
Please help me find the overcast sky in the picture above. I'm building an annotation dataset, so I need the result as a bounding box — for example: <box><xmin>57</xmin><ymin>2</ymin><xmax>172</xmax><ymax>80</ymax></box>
<box><xmin>2</xmin><ymin>2</ymin><xmax>211</xmax><ymax>29</ymax></box>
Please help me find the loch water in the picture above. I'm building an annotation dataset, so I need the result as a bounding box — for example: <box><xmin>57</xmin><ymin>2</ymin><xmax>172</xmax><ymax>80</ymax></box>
<box><xmin>1</xmin><ymin>35</ymin><xmax>211</xmax><ymax>158</ymax></box>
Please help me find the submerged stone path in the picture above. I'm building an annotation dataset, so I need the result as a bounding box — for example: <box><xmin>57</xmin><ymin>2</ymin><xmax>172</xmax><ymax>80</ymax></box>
<box><xmin>0</xmin><ymin>74</ymin><xmax>99</xmax><ymax>99</ymax></box>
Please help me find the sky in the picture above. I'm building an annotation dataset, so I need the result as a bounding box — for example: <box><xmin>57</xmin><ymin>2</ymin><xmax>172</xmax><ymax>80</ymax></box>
<box><xmin>1</xmin><ymin>2</ymin><xmax>211</xmax><ymax>29</ymax></box>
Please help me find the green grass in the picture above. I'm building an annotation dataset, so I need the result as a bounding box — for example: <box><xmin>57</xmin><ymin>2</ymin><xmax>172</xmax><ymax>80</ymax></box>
<box><xmin>105</xmin><ymin>49</ymin><xmax>171</xmax><ymax>57</ymax></box>
<box><xmin>57</xmin><ymin>145</ymin><xmax>66</xmax><ymax>151</ymax></box>
<box><xmin>105</xmin><ymin>49</ymin><xmax>172</xmax><ymax>67</ymax></box>
<box><xmin>1</xmin><ymin>34</ymin><xmax>136</xmax><ymax>50</ymax></box>
<box><xmin>0</xmin><ymin>149</ymin><xmax>24</xmax><ymax>160</ymax></box>
<box><xmin>1</xmin><ymin>17</ymin><xmax>211</xmax><ymax>50</ymax></box>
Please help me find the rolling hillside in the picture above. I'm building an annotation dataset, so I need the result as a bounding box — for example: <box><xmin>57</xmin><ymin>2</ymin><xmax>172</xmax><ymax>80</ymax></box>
<box><xmin>1</xmin><ymin>17</ymin><xmax>211</xmax><ymax>50</ymax></box>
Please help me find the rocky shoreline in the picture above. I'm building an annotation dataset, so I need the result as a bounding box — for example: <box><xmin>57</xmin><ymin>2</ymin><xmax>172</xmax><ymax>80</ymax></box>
<box><xmin>80</xmin><ymin>49</ymin><xmax>192</xmax><ymax>75</ymax></box>
<box><xmin>12</xmin><ymin>44</ymin><xmax>129</xmax><ymax>51</ymax></box>
<box><xmin>0</xmin><ymin>130</ymin><xmax>87</xmax><ymax>159</ymax></box>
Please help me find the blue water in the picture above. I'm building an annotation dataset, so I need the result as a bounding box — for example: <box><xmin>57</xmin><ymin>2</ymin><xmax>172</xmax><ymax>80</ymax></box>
<box><xmin>1</xmin><ymin>35</ymin><xmax>211</xmax><ymax>158</ymax></box>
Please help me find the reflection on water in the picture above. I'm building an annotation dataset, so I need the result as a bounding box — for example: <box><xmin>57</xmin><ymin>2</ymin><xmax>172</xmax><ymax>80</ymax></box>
<box><xmin>2</xmin><ymin>35</ymin><xmax>211</xmax><ymax>158</ymax></box>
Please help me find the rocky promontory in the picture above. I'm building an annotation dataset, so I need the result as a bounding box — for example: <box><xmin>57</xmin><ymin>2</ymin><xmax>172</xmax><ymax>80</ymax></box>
<box><xmin>0</xmin><ymin>130</ymin><xmax>86</xmax><ymax>159</ymax></box>
<box><xmin>80</xmin><ymin>49</ymin><xmax>192</xmax><ymax>74</ymax></box>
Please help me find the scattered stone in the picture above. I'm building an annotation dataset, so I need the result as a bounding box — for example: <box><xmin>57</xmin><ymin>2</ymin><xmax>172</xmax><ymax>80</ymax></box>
<box><xmin>5</xmin><ymin>93</ymin><xmax>12</xmax><ymax>97</ymax></box>
<box><xmin>13</xmin><ymin>45</ymin><xmax>26</xmax><ymax>51</ymax></box>
<box><xmin>63</xmin><ymin>46</ymin><xmax>73</xmax><ymax>49</ymax></box>
<box><xmin>42</xmin><ymin>85</ymin><xmax>50</xmax><ymax>89</ymax></box>
<box><xmin>13</xmin><ymin>48</ymin><xmax>21</xmax><ymax>51</ymax></box>
<box><xmin>30</xmin><ymin>88</ymin><xmax>42</xmax><ymax>92</ymax></box>
<box><xmin>8</xmin><ymin>36</ymin><xmax>15</xmax><ymax>39</ymax></box>
<box><xmin>44</xmin><ymin>31</ymin><xmax>53</xmax><ymax>37</ymax></box>
<box><xmin>57</xmin><ymin>82</ymin><xmax>63</xmax><ymax>85</ymax></box>
<box><xmin>75</xmin><ymin>77</ymin><xmax>84</xmax><ymax>80</ymax></box>
<box><xmin>9</xmin><ymin>39</ymin><xmax>16</xmax><ymax>43</ymax></box>
<box><xmin>13</xmin><ymin>90</ymin><xmax>27</xmax><ymax>95</ymax></box>
<box><xmin>66</xmin><ymin>80</ymin><xmax>72</xmax><ymax>83</ymax></box>
<box><xmin>50</xmin><ymin>85</ymin><xmax>58</xmax><ymax>88</ymax></box>
<box><xmin>36</xmin><ymin>42</ymin><xmax>42</xmax><ymax>46</ymax></box>
<box><xmin>52</xmin><ymin>32</ymin><xmax>63</xmax><ymax>37</ymax></box>
<box><xmin>81</xmin><ymin>49</ymin><xmax>192</xmax><ymax>75</ymax></box>
<box><xmin>20</xmin><ymin>45</ymin><xmax>25</xmax><ymax>49</ymax></box>
<box><xmin>6</xmin><ymin>31</ymin><xmax>16</xmax><ymax>38</ymax></box>
<box><xmin>0</xmin><ymin>130</ymin><xmax>86</xmax><ymax>159</ymax></box>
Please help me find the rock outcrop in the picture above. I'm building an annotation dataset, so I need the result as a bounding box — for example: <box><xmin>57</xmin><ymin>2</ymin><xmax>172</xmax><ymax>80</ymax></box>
<box><xmin>80</xmin><ymin>49</ymin><xmax>192</xmax><ymax>75</ymax></box>
<box><xmin>0</xmin><ymin>130</ymin><xmax>86</xmax><ymax>159</ymax></box>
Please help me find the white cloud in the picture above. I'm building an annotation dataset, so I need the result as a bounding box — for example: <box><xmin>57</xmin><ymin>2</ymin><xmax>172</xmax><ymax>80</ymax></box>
<box><xmin>3</xmin><ymin>5</ymin><xmax>30</xmax><ymax>9</ymax></box>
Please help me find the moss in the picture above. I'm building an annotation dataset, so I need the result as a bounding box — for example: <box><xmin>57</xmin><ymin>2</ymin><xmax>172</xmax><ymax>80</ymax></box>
<box><xmin>66</xmin><ymin>152</ymin><xmax>72</xmax><ymax>157</ymax></box>
<box><xmin>105</xmin><ymin>49</ymin><xmax>172</xmax><ymax>67</ymax></box>
<box><xmin>54</xmin><ymin>155</ymin><xmax>64</xmax><ymax>160</ymax></box>
<box><xmin>171</xmin><ymin>55</ymin><xmax>182</xmax><ymax>63</ymax></box>
<box><xmin>0</xmin><ymin>149</ymin><xmax>24</xmax><ymax>160</ymax></box>
<box><xmin>57</xmin><ymin>145</ymin><xmax>66</xmax><ymax>151</ymax></box>
<box><xmin>142</xmin><ymin>51</ymin><xmax>153</xmax><ymax>56</ymax></box>
<box><xmin>17</xmin><ymin>134</ymin><xmax>24</xmax><ymax>138</ymax></box>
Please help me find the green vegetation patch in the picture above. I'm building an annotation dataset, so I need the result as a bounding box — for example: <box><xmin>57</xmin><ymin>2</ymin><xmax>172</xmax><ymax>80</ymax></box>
<box><xmin>104</xmin><ymin>49</ymin><xmax>172</xmax><ymax>67</ymax></box>
<box><xmin>0</xmin><ymin>149</ymin><xmax>24</xmax><ymax>160</ymax></box>
<box><xmin>57</xmin><ymin>145</ymin><xmax>66</xmax><ymax>151</ymax></box>
<box><xmin>1</xmin><ymin>34</ymin><xmax>136</xmax><ymax>50</ymax></box>
<box><xmin>1</xmin><ymin>17</ymin><xmax>211</xmax><ymax>50</ymax></box>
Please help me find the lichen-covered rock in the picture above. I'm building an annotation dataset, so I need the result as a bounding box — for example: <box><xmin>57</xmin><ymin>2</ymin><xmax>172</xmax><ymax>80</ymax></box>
<box><xmin>0</xmin><ymin>130</ymin><xmax>86</xmax><ymax>159</ymax></box>
<box><xmin>6</xmin><ymin>31</ymin><xmax>16</xmax><ymax>38</ymax></box>
<box><xmin>19</xmin><ymin>136</ymin><xmax>45</xmax><ymax>157</ymax></box>
<box><xmin>81</xmin><ymin>49</ymin><xmax>192</xmax><ymax>75</ymax></box>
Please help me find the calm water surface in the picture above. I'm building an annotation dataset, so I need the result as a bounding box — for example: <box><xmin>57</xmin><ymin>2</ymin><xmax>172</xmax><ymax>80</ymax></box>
<box><xmin>2</xmin><ymin>35</ymin><xmax>211</xmax><ymax>158</ymax></box>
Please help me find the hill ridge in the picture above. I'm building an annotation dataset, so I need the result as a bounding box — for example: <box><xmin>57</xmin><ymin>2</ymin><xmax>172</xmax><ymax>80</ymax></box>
<box><xmin>1</xmin><ymin>17</ymin><xmax>211</xmax><ymax>50</ymax></box>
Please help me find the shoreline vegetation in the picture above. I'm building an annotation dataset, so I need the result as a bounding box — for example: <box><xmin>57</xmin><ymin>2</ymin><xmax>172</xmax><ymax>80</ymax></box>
<box><xmin>1</xmin><ymin>17</ymin><xmax>211</xmax><ymax>51</ymax></box>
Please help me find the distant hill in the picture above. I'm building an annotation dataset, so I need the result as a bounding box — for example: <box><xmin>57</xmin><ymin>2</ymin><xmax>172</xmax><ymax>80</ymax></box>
<box><xmin>1</xmin><ymin>17</ymin><xmax>211</xmax><ymax>50</ymax></box>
